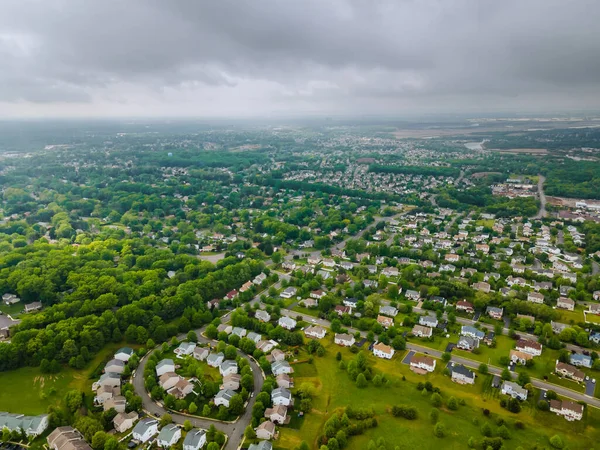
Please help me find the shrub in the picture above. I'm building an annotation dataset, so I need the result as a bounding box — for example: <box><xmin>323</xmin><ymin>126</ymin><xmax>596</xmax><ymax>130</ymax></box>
<box><xmin>538</xmin><ymin>400</ymin><xmax>550</xmax><ymax>411</ymax></box>
<box><xmin>431</xmin><ymin>393</ymin><xmax>442</xmax><ymax>407</ymax></box>
<box><xmin>433</xmin><ymin>422</ymin><xmax>446</xmax><ymax>438</ymax></box>
<box><xmin>429</xmin><ymin>408</ymin><xmax>439</xmax><ymax>424</ymax></box>
<box><xmin>391</xmin><ymin>405</ymin><xmax>418</xmax><ymax>420</ymax></box>
<box><xmin>479</xmin><ymin>363</ymin><xmax>488</xmax><ymax>374</ymax></box>
<box><xmin>447</xmin><ymin>396</ymin><xmax>458</xmax><ymax>410</ymax></box>
<box><xmin>549</xmin><ymin>435</ymin><xmax>564</xmax><ymax>449</ymax></box>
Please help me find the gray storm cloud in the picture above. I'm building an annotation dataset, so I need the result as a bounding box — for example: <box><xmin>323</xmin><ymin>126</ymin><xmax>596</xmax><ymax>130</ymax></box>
<box><xmin>0</xmin><ymin>0</ymin><xmax>599</xmax><ymax>117</ymax></box>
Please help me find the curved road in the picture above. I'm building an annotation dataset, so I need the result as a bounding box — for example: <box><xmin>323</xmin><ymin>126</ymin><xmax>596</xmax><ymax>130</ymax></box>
<box><xmin>132</xmin><ymin>326</ymin><xmax>264</xmax><ymax>450</ymax></box>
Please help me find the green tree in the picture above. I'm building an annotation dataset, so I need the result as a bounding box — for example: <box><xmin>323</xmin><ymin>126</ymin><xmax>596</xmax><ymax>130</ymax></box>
<box><xmin>431</xmin><ymin>393</ymin><xmax>442</xmax><ymax>407</ymax></box>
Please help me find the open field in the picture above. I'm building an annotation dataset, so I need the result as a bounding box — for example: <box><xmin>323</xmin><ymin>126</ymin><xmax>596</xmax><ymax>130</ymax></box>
<box><xmin>0</xmin><ymin>342</ymin><xmax>131</xmax><ymax>415</ymax></box>
<box><xmin>277</xmin><ymin>336</ymin><xmax>600</xmax><ymax>450</ymax></box>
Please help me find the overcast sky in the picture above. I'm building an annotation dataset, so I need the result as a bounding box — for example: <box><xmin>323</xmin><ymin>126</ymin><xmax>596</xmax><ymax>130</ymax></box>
<box><xmin>1</xmin><ymin>0</ymin><xmax>599</xmax><ymax>118</ymax></box>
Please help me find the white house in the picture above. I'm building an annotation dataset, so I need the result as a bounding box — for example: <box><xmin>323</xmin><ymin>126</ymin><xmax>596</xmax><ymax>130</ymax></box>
<box><xmin>255</xmin><ymin>310</ymin><xmax>271</xmax><ymax>322</ymax></box>
<box><xmin>334</xmin><ymin>333</ymin><xmax>355</xmax><ymax>347</ymax></box>
<box><xmin>450</xmin><ymin>364</ymin><xmax>475</xmax><ymax>385</ymax></box>
<box><xmin>156</xmin><ymin>424</ymin><xmax>181</xmax><ymax>448</ymax></box>
<box><xmin>156</xmin><ymin>359</ymin><xmax>175</xmax><ymax>377</ymax></box>
<box><xmin>278</xmin><ymin>316</ymin><xmax>297</xmax><ymax>330</ymax></box>
<box><xmin>219</xmin><ymin>360</ymin><xmax>238</xmax><ymax>376</ymax></box>
<box><xmin>207</xmin><ymin>352</ymin><xmax>225</xmax><ymax>368</ymax></box>
<box><xmin>550</xmin><ymin>400</ymin><xmax>584</xmax><ymax>421</ymax></box>
<box><xmin>214</xmin><ymin>389</ymin><xmax>236</xmax><ymax>407</ymax></box>
<box><xmin>271</xmin><ymin>360</ymin><xmax>293</xmax><ymax>376</ymax></box>
<box><xmin>183</xmin><ymin>429</ymin><xmax>207</xmax><ymax>450</ymax></box>
<box><xmin>132</xmin><ymin>418</ymin><xmax>159</xmax><ymax>443</ymax></box>
<box><xmin>271</xmin><ymin>388</ymin><xmax>292</xmax><ymax>406</ymax></box>
<box><xmin>304</xmin><ymin>325</ymin><xmax>326</xmax><ymax>339</ymax></box>
<box><xmin>0</xmin><ymin>412</ymin><xmax>48</xmax><ymax>437</ymax></box>
<box><xmin>372</xmin><ymin>343</ymin><xmax>394</xmax><ymax>360</ymax></box>
<box><xmin>501</xmin><ymin>381</ymin><xmax>528</xmax><ymax>401</ymax></box>
<box><xmin>174</xmin><ymin>342</ymin><xmax>196</xmax><ymax>358</ymax></box>
<box><xmin>410</xmin><ymin>354</ymin><xmax>436</xmax><ymax>373</ymax></box>
<box><xmin>113</xmin><ymin>412</ymin><xmax>138</xmax><ymax>433</ymax></box>
<box><xmin>114</xmin><ymin>347</ymin><xmax>134</xmax><ymax>362</ymax></box>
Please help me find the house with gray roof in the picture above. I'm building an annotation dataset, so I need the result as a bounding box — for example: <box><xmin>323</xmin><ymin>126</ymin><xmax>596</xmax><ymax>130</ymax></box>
<box><xmin>132</xmin><ymin>418</ymin><xmax>159</xmax><ymax>443</ymax></box>
<box><xmin>247</xmin><ymin>331</ymin><xmax>262</xmax><ymax>343</ymax></box>
<box><xmin>214</xmin><ymin>389</ymin><xmax>236</xmax><ymax>407</ymax></box>
<box><xmin>461</xmin><ymin>326</ymin><xmax>485</xmax><ymax>340</ymax></box>
<box><xmin>157</xmin><ymin>424</ymin><xmax>181</xmax><ymax>448</ymax></box>
<box><xmin>450</xmin><ymin>364</ymin><xmax>475</xmax><ymax>385</ymax></box>
<box><xmin>0</xmin><ymin>412</ymin><xmax>48</xmax><ymax>437</ymax></box>
<box><xmin>183</xmin><ymin>429</ymin><xmax>207</xmax><ymax>450</ymax></box>
<box><xmin>271</xmin><ymin>387</ymin><xmax>292</xmax><ymax>406</ymax></box>
<box><xmin>114</xmin><ymin>347</ymin><xmax>134</xmax><ymax>362</ymax></box>
<box><xmin>92</xmin><ymin>372</ymin><xmax>121</xmax><ymax>391</ymax></box>
<box><xmin>219</xmin><ymin>360</ymin><xmax>238</xmax><ymax>376</ymax></box>
<box><xmin>174</xmin><ymin>342</ymin><xmax>196</xmax><ymax>358</ymax></box>
<box><xmin>248</xmin><ymin>441</ymin><xmax>273</xmax><ymax>450</ymax></box>
<box><xmin>156</xmin><ymin>359</ymin><xmax>175</xmax><ymax>376</ymax></box>
<box><xmin>104</xmin><ymin>359</ymin><xmax>125</xmax><ymax>374</ymax></box>
<box><xmin>207</xmin><ymin>352</ymin><xmax>224</xmax><ymax>368</ymax></box>
<box><xmin>271</xmin><ymin>360</ymin><xmax>293</xmax><ymax>376</ymax></box>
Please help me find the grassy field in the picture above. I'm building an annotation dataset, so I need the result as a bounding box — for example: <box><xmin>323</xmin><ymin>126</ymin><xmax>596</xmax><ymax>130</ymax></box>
<box><xmin>277</xmin><ymin>336</ymin><xmax>600</xmax><ymax>450</ymax></box>
<box><xmin>0</xmin><ymin>302</ymin><xmax>24</xmax><ymax>317</ymax></box>
<box><xmin>0</xmin><ymin>342</ymin><xmax>130</xmax><ymax>415</ymax></box>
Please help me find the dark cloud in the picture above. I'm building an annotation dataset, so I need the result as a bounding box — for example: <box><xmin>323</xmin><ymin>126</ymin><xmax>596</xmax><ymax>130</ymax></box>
<box><xmin>0</xmin><ymin>0</ymin><xmax>599</xmax><ymax>116</ymax></box>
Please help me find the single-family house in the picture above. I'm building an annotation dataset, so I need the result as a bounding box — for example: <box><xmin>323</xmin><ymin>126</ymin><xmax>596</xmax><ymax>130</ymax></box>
<box><xmin>412</xmin><ymin>325</ymin><xmax>433</xmax><ymax>338</ymax></box>
<box><xmin>450</xmin><ymin>364</ymin><xmax>475</xmax><ymax>385</ymax></box>
<box><xmin>255</xmin><ymin>421</ymin><xmax>276</xmax><ymax>440</ymax></box>
<box><xmin>113</xmin><ymin>411</ymin><xmax>138</xmax><ymax>433</ymax></box>
<box><xmin>156</xmin><ymin>359</ymin><xmax>175</xmax><ymax>377</ymax></box>
<box><xmin>271</xmin><ymin>388</ymin><xmax>292</xmax><ymax>406</ymax></box>
<box><xmin>114</xmin><ymin>347</ymin><xmax>134</xmax><ymax>362</ymax></box>
<box><xmin>515</xmin><ymin>339</ymin><xmax>542</xmax><ymax>356</ymax></box>
<box><xmin>304</xmin><ymin>325</ymin><xmax>326</xmax><ymax>339</ymax></box>
<box><xmin>410</xmin><ymin>354</ymin><xmax>436</xmax><ymax>373</ymax></box>
<box><xmin>132</xmin><ymin>418</ymin><xmax>159</xmax><ymax>443</ymax></box>
<box><xmin>372</xmin><ymin>342</ymin><xmax>394</xmax><ymax>359</ymax></box>
<box><xmin>207</xmin><ymin>352</ymin><xmax>225</xmax><ymax>368</ymax></box>
<box><xmin>255</xmin><ymin>310</ymin><xmax>271</xmax><ymax>323</ymax></box>
<box><xmin>555</xmin><ymin>362</ymin><xmax>584</xmax><ymax>382</ymax></box>
<box><xmin>334</xmin><ymin>333</ymin><xmax>355</xmax><ymax>347</ymax></box>
<box><xmin>183</xmin><ymin>429</ymin><xmax>207</xmax><ymax>450</ymax></box>
<box><xmin>219</xmin><ymin>360</ymin><xmax>238</xmax><ymax>377</ymax></box>
<box><xmin>156</xmin><ymin>424</ymin><xmax>181</xmax><ymax>448</ymax></box>
<box><xmin>214</xmin><ymin>389</ymin><xmax>236</xmax><ymax>407</ymax></box>
<box><xmin>550</xmin><ymin>400</ymin><xmax>584</xmax><ymax>421</ymax></box>
<box><xmin>501</xmin><ymin>381</ymin><xmax>528</xmax><ymax>401</ymax></box>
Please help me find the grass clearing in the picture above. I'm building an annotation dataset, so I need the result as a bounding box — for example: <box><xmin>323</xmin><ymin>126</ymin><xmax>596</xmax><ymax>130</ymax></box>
<box><xmin>277</xmin><ymin>336</ymin><xmax>600</xmax><ymax>449</ymax></box>
<box><xmin>0</xmin><ymin>342</ymin><xmax>131</xmax><ymax>415</ymax></box>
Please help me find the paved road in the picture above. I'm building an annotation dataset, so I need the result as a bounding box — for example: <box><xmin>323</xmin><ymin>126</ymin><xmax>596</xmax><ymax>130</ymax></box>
<box><xmin>534</xmin><ymin>174</ymin><xmax>547</xmax><ymax>219</ymax></box>
<box><xmin>132</xmin><ymin>327</ymin><xmax>265</xmax><ymax>450</ymax></box>
<box><xmin>277</xmin><ymin>307</ymin><xmax>600</xmax><ymax>409</ymax></box>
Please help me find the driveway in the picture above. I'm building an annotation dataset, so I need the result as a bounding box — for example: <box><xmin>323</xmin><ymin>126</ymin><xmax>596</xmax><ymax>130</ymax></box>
<box><xmin>585</xmin><ymin>378</ymin><xmax>596</xmax><ymax>396</ymax></box>
<box><xmin>402</xmin><ymin>351</ymin><xmax>415</xmax><ymax>365</ymax></box>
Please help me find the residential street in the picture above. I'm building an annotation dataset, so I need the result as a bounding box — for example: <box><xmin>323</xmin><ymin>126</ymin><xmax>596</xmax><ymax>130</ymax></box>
<box><xmin>132</xmin><ymin>327</ymin><xmax>265</xmax><ymax>450</ymax></box>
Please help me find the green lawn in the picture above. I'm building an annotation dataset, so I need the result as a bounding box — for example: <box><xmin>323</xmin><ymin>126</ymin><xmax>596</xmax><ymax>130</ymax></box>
<box><xmin>0</xmin><ymin>342</ymin><xmax>128</xmax><ymax>415</ymax></box>
<box><xmin>0</xmin><ymin>302</ymin><xmax>25</xmax><ymax>318</ymax></box>
<box><xmin>277</xmin><ymin>336</ymin><xmax>600</xmax><ymax>450</ymax></box>
<box><xmin>453</xmin><ymin>335</ymin><xmax>515</xmax><ymax>366</ymax></box>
